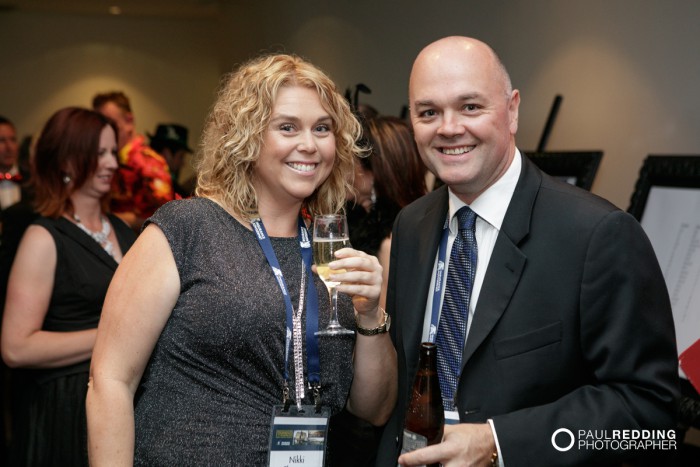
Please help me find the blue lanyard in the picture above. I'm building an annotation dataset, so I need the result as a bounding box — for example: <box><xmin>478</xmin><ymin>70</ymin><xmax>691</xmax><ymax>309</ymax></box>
<box><xmin>429</xmin><ymin>216</ymin><xmax>451</xmax><ymax>343</ymax></box>
<box><xmin>251</xmin><ymin>217</ymin><xmax>321</xmax><ymax>388</ymax></box>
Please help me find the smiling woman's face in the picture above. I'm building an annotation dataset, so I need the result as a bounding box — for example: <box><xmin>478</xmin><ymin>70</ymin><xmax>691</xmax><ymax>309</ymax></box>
<box><xmin>254</xmin><ymin>85</ymin><xmax>337</xmax><ymax>210</ymax></box>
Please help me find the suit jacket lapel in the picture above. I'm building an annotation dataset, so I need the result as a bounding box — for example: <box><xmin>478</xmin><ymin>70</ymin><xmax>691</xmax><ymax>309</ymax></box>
<box><xmin>400</xmin><ymin>187</ymin><xmax>449</xmax><ymax>373</ymax></box>
<box><xmin>462</xmin><ymin>156</ymin><xmax>541</xmax><ymax>364</ymax></box>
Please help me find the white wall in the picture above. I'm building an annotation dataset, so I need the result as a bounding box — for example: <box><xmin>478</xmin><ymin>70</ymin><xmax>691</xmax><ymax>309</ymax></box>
<box><xmin>0</xmin><ymin>10</ymin><xmax>222</xmax><ymax>179</ymax></box>
<box><xmin>224</xmin><ymin>0</ymin><xmax>700</xmax><ymax>209</ymax></box>
<box><xmin>3</xmin><ymin>1</ymin><xmax>700</xmax><ymax>209</ymax></box>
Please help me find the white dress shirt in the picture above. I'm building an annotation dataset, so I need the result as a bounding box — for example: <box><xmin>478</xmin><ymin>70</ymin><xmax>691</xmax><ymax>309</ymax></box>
<box><xmin>419</xmin><ymin>149</ymin><xmax>522</xmax><ymax>467</ymax></box>
<box><xmin>420</xmin><ymin>149</ymin><xmax>521</xmax><ymax>342</ymax></box>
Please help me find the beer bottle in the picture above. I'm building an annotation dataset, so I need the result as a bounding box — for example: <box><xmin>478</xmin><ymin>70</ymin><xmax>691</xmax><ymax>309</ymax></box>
<box><xmin>401</xmin><ymin>342</ymin><xmax>444</xmax><ymax>466</ymax></box>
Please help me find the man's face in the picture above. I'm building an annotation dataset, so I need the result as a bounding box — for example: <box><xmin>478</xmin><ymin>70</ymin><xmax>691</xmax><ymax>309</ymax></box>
<box><xmin>0</xmin><ymin>123</ymin><xmax>18</xmax><ymax>172</ymax></box>
<box><xmin>95</xmin><ymin>101</ymin><xmax>134</xmax><ymax>150</ymax></box>
<box><xmin>409</xmin><ymin>39</ymin><xmax>519</xmax><ymax>204</ymax></box>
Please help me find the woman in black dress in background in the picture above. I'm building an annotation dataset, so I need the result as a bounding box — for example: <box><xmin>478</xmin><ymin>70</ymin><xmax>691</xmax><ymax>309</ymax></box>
<box><xmin>1</xmin><ymin>107</ymin><xmax>136</xmax><ymax>466</ymax></box>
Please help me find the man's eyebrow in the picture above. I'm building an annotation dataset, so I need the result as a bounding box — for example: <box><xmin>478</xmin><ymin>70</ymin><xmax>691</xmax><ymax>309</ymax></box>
<box><xmin>413</xmin><ymin>93</ymin><xmax>483</xmax><ymax>108</ymax></box>
<box><xmin>413</xmin><ymin>100</ymin><xmax>435</xmax><ymax>108</ymax></box>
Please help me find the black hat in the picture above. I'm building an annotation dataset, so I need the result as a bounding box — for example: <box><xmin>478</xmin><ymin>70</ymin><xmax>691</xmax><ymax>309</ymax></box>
<box><xmin>148</xmin><ymin>124</ymin><xmax>192</xmax><ymax>152</ymax></box>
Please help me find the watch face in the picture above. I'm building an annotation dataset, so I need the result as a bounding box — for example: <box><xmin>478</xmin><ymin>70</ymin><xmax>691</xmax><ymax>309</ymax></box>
<box><xmin>376</xmin><ymin>312</ymin><xmax>390</xmax><ymax>334</ymax></box>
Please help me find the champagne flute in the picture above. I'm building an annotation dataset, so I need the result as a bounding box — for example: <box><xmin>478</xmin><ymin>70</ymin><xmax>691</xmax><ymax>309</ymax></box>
<box><xmin>313</xmin><ymin>214</ymin><xmax>354</xmax><ymax>336</ymax></box>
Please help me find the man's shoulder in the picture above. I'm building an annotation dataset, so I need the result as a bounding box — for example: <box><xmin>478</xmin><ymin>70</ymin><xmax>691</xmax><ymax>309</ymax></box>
<box><xmin>401</xmin><ymin>186</ymin><xmax>447</xmax><ymax>217</ymax></box>
<box><xmin>390</xmin><ymin>188</ymin><xmax>446</xmax><ymax>237</ymax></box>
<box><xmin>535</xmin><ymin>174</ymin><xmax>620</xmax><ymax>219</ymax></box>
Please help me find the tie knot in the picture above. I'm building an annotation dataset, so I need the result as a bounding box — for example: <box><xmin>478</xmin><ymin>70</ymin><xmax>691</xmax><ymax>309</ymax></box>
<box><xmin>455</xmin><ymin>206</ymin><xmax>477</xmax><ymax>232</ymax></box>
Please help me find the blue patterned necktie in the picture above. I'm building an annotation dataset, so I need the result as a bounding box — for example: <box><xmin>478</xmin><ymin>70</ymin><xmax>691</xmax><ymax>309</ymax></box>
<box><xmin>436</xmin><ymin>206</ymin><xmax>478</xmax><ymax>411</ymax></box>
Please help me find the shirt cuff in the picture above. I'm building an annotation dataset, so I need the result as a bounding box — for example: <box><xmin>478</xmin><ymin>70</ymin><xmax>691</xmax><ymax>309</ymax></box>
<box><xmin>487</xmin><ymin>419</ymin><xmax>505</xmax><ymax>467</ymax></box>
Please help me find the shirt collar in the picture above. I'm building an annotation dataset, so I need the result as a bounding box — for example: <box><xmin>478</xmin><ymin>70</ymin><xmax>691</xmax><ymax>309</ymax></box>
<box><xmin>447</xmin><ymin>148</ymin><xmax>522</xmax><ymax>233</ymax></box>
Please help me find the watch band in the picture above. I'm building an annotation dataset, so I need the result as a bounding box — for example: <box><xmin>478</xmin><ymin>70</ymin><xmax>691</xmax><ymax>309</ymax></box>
<box><xmin>355</xmin><ymin>308</ymin><xmax>390</xmax><ymax>336</ymax></box>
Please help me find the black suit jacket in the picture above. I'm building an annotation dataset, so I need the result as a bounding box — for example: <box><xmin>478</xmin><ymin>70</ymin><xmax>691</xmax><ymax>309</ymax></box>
<box><xmin>377</xmin><ymin>156</ymin><xmax>679</xmax><ymax>466</ymax></box>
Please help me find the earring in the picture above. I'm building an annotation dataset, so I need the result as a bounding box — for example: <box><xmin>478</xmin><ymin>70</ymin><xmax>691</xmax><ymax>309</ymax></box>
<box><xmin>63</xmin><ymin>174</ymin><xmax>71</xmax><ymax>184</ymax></box>
<box><xmin>370</xmin><ymin>186</ymin><xmax>376</xmax><ymax>206</ymax></box>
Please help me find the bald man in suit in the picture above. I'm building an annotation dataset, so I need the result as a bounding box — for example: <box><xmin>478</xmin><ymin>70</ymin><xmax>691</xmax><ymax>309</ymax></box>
<box><xmin>377</xmin><ymin>36</ymin><xmax>679</xmax><ymax>467</ymax></box>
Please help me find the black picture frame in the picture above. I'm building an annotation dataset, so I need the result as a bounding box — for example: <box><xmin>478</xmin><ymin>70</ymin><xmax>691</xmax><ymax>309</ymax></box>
<box><xmin>627</xmin><ymin>155</ymin><xmax>700</xmax><ymax>408</ymax></box>
<box><xmin>523</xmin><ymin>151</ymin><xmax>603</xmax><ymax>191</ymax></box>
<box><xmin>627</xmin><ymin>155</ymin><xmax>700</xmax><ymax>220</ymax></box>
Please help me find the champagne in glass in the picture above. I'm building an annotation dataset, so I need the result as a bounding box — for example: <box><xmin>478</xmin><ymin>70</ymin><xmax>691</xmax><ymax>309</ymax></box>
<box><xmin>313</xmin><ymin>214</ymin><xmax>354</xmax><ymax>336</ymax></box>
<box><xmin>314</xmin><ymin>239</ymin><xmax>349</xmax><ymax>286</ymax></box>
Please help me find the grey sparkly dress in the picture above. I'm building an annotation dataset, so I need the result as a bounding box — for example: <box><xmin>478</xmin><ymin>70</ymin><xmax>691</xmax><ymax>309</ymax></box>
<box><xmin>134</xmin><ymin>198</ymin><xmax>355</xmax><ymax>466</ymax></box>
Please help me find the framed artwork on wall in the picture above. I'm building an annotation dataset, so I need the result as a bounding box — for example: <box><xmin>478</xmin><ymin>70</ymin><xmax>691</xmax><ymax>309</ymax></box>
<box><xmin>627</xmin><ymin>155</ymin><xmax>700</xmax><ymax>400</ymax></box>
<box><xmin>523</xmin><ymin>151</ymin><xmax>603</xmax><ymax>191</ymax></box>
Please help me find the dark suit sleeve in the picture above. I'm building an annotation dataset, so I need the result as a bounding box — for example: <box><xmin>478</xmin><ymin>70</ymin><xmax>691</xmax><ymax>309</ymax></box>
<box><xmin>491</xmin><ymin>210</ymin><xmax>679</xmax><ymax>466</ymax></box>
<box><xmin>377</xmin><ymin>203</ymin><xmax>437</xmax><ymax>466</ymax></box>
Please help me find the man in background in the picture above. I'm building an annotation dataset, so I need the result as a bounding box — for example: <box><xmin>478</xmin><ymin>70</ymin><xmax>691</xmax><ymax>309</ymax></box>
<box><xmin>0</xmin><ymin>116</ymin><xmax>35</xmax><ymax>464</ymax></box>
<box><xmin>0</xmin><ymin>116</ymin><xmax>35</xmax><ymax>298</ymax></box>
<box><xmin>0</xmin><ymin>117</ymin><xmax>25</xmax><ymax>213</ymax></box>
<box><xmin>92</xmin><ymin>92</ymin><xmax>175</xmax><ymax>231</ymax></box>
<box><xmin>148</xmin><ymin>123</ymin><xmax>195</xmax><ymax>198</ymax></box>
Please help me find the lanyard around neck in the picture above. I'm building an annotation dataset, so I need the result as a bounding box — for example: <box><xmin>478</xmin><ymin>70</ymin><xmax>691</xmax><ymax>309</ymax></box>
<box><xmin>429</xmin><ymin>215</ymin><xmax>452</xmax><ymax>343</ymax></box>
<box><xmin>251</xmin><ymin>217</ymin><xmax>321</xmax><ymax>393</ymax></box>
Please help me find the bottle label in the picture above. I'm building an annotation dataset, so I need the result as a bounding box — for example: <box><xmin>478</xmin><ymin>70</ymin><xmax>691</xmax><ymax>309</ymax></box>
<box><xmin>401</xmin><ymin>428</ymin><xmax>428</xmax><ymax>453</ymax></box>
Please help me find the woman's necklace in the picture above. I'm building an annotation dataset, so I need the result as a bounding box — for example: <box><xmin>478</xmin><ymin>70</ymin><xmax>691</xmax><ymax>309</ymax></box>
<box><xmin>73</xmin><ymin>214</ymin><xmax>114</xmax><ymax>257</ymax></box>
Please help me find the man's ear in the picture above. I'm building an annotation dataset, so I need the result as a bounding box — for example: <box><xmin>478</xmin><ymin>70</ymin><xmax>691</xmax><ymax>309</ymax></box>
<box><xmin>124</xmin><ymin>112</ymin><xmax>134</xmax><ymax>124</ymax></box>
<box><xmin>509</xmin><ymin>89</ymin><xmax>520</xmax><ymax>134</ymax></box>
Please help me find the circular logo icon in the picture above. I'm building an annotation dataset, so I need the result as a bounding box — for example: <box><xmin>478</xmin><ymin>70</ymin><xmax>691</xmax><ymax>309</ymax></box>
<box><xmin>551</xmin><ymin>428</ymin><xmax>575</xmax><ymax>452</ymax></box>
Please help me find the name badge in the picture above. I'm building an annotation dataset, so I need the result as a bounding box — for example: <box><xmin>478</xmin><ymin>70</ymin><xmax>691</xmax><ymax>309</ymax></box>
<box><xmin>268</xmin><ymin>405</ymin><xmax>330</xmax><ymax>467</ymax></box>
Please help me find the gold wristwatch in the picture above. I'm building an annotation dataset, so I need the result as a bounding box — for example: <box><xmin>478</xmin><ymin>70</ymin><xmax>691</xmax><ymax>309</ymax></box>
<box><xmin>355</xmin><ymin>309</ymin><xmax>391</xmax><ymax>336</ymax></box>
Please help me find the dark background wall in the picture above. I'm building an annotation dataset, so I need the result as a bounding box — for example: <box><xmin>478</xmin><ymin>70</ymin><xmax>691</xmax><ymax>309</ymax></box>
<box><xmin>2</xmin><ymin>0</ymin><xmax>700</xmax><ymax>209</ymax></box>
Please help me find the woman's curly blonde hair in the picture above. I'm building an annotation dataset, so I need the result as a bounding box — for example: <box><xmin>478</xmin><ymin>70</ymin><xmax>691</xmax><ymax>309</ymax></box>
<box><xmin>195</xmin><ymin>53</ymin><xmax>364</xmax><ymax>219</ymax></box>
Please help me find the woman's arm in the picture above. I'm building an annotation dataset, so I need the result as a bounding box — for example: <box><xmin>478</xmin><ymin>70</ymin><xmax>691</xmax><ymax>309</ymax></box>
<box><xmin>86</xmin><ymin>224</ymin><xmax>180</xmax><ymax>466</ymax></box>
<box><xmin>333</xmin><ymin>249</ymin><xmax>397</xmax><ymax>426</ymax></box>
<box><xmin>1</xmin><ymin>225</ymin><xmax>97</xmax><ymax>368</ymax></box>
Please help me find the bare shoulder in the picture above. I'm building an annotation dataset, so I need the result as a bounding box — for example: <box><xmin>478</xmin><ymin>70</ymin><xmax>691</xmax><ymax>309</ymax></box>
<box><xmin>19</xmin><ymin>223</ymin><xmax>55</xmax><ymax>248</ymax></box>
<box><xmin>121</xmin><ymin>223</ymin><xmax>173</xmax><ymax>266</ymax></box>
<box><xmin>12</xmin><ymin>224</ymin><xmax>57</xmax><ymax>271</ymax></box>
